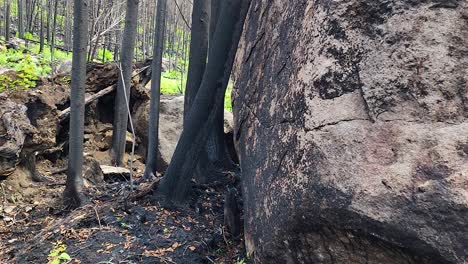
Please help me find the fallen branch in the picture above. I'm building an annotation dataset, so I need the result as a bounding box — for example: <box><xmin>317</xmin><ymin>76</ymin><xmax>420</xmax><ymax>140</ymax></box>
<box><xmin>58</xmin><ymin>69</ymin><xmax>149</xmax><ymax>122</ymax></box>
<box><xmin>59</xmin><ymin>85</ymin><xmax>116</xmax><ymax>122</ymax></box>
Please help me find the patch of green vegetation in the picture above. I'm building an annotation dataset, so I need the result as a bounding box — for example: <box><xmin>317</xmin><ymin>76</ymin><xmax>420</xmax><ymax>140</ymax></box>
<box><xmin>159</xmin><ymin>70</ymin><xmax>234</xmax><ymax>112</ymax></box>
<box><xmin>225</xmin><ymin>82</ymin><xmax>233</xmax><ymax>112</ymax></box>
<box><xmin>29</xmin><ymin>43</ymin><xmax>73</xmax><ymax>62</ymax></box>
<box><xmin>48</xmin><ymin>240</ymin><xmax>72</xmax><ymax>264</ymax></box>
<box><xmin>161</xmin><ymin>70</ymin><xmax>185</xmax><ymax>94</ymax></box>
<box><xmin>96</xmin><ymin>48</ymin><xmax>113</xmax><ymax>62</ymax></box>
<box><xmin>0</xmin><ymin>36</ymin><xmax>74</xmax><ymax>93</ymax></box>
<box><xmin>161</xmin><ymin>71</ymin><xmax>233</xmax><ymax>112</ymax></box>
<box><xmin>0</xmin><ymin>47</ymin><xmax>52</xmax><ymax>92</ymax></box>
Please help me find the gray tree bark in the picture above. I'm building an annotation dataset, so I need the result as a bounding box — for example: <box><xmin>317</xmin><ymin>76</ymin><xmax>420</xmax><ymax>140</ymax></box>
<box><xmin>110</xmin><ymin>0</ymin><xmax>139</xmax><ymax>166</ymax></box>
<box><xmin>5</xmin><ymin>0</ymin><xmax>10</xmax><ymax>42</ymax></box>
<box><xmin>183</xmin><ymin>0</ymin><xmax>210</xmax><ymax>124</ymax></box>
<box><xmin>143</xmin><ymin>0</ymin><xmax>167</xmax><ymax>179</ymax></box>
<box><xmin>63</xmin><ymin>0</ymin><xmax>88</xmax><ymax>208</ymax></box>
<box><xmin>17</xmin><ymin>0</ymin><xmax>24</xmax><ymax>38</ymax></box>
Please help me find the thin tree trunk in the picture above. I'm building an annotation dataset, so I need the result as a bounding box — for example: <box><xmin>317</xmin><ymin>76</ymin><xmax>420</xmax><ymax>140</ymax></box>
<box><xmin>143</xmin><ymin>0</ymin><xmax>166</xmax><ymax>179</ymax></box>
<box><xmin>39</xmin><ymin>0</ymin><xmax>44</xmax><ymax>53</ymax></box>
<box><xmin>17</xmin><ymin>0</ymin><xmax>24</xmax><ymax>38</ymax></box>
<box><xmin>63</xmin><ymin>0</ymin><xmax>88</xmax><ymax>208</ymax></box>
<box><xmin>5</xmin><ymin>0</ymin><xmax>10</xmax><ymax>41</ymax></box>
<box><xmin>50</xmin><ymin>0</ymin><xmax>58</xmax><ymax>63</ymax></box>
<box><xmin>156</xmin><ymin>0</ymin><xmax>251</xmax><ymax>202</ymax></box>
<box><xmin>183</xmin><ymin>0</ymin><xmax>210</xmax><ymax>124</ymax></box>
<box><xmin>110</xmin><ymin>0</ymin><xmax>139</xmax><ymax>166</ymax></box>
<box><xmin>46</xmin><ymin>0</ymin><xmax>51</xmax><ymax>42</ymax></box>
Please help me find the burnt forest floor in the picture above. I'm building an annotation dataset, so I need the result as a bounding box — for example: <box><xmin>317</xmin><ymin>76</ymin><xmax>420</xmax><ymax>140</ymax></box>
<box><xmin>0</xmin><ymin>160</ymin><xmax>247</xmax><ymax>264</ymax></box>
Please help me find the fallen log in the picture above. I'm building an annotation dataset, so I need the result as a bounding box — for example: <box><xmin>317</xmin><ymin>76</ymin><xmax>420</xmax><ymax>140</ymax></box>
<box><xmin>59</xmin><ymin>68</ymin><xmax>150</xmax><ymax>122</ymax></box>
<box><xmin>59</xmin><ymin>84</ymin><xmax>116</xmax><ymax>122</ymax></box>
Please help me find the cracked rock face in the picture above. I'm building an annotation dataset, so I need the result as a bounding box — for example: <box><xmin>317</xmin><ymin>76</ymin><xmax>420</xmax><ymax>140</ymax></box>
<box><xmin>233</xmin><ymin>0</ymin><xmax>468</xmax><ymax>263</ymax></box>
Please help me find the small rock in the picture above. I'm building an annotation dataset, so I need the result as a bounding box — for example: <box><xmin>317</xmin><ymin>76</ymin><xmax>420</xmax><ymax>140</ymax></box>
<box><xmin>462</xmin><ymin>144</ymin><xmax>468</xmax><ymax>155</ymax></box>
<box><xmin>4</xmin><ymin>205</ymin><xmax>15</xmax><ymax>214</ymax></box>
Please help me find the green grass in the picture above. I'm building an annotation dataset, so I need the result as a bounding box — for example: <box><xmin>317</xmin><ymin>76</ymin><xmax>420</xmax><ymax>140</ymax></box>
<box><xmin>161</xmin><ymin>70</ymin><xmax>185</xmax><ymax>94</ymax></box>
<box><xmin>160</xmin><ymin>70</ymin><xmax>233</xmax><ymax>112</ymax></box>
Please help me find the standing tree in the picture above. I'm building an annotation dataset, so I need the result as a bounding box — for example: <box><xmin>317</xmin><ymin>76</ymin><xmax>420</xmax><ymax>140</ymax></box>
<box><xmin>143</xmin><ymin>0</ymin><xmax>167</xmax><ymax>179</ymax></box>
<box><xmin>195</xmin><ymin>0</ymin><xmax>235</xmax><ymax>184</ymax></box>
<box><xmin>156</xmin><ymin>0</ymin><xmax>251</xmax><ymax>202</ymax></box>
<box><xmin>183</xmin><ymin>0</ymin><xmax>210</xmax><ymax>124</ymax></box>
<box><xmin>50</xmin><ymin>0</ymin><xmax>58</xmax><ymax>62</ymax></box>
<box><xmin>209</xmin><ymin>0</ymin><xmax>219</xmax><ymax>42</ymax></box>
<box><xmin>17</xmin><ymin>0</ymin><xmax>24</xmax><ymax>39</ymax></box>
<box><xmin>63</xmin><ymin>0</ymin><xmax>88</xmax><ymax>208</ymax></box>
<box><xmin>5</xmin><ymin>0</ymin><xmax>10</xmax><ymax>41</ymax></box>
<box><xmin>110</xmin><ymin>0</ymin><xmax>139</xmax><ymax>166</ymax></box>
<box><xmin>39</xmin><ymin>0</ymin><xmax>44</xmax><ymax>53</ymax></box>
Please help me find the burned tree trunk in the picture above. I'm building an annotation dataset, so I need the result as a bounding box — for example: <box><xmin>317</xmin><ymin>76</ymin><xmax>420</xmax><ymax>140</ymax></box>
<box><xmin>194</xmin><ymin>0</ymin><xmax>236</xmax><ymax>185</ymax></box>
<box><xmin>183</xmin><ymin>0</ymin><xmax>210</xmax><ymax>124</ymax></box>
<box><xmin>156</xmin><ymin>0</ymin><xmax>251</xmax><ymax>203</ymax></box>
<box><xmin>233</xmin><ymin>0</ymin><xmax>468</xmax><ymax>263</ymax></box>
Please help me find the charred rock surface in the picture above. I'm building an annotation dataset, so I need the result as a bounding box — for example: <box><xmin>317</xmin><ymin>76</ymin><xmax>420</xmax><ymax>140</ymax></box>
<box><xmin>233</xmin><ymin>1</ymin><xmax>468</xmax><ymax>263</ymax></box>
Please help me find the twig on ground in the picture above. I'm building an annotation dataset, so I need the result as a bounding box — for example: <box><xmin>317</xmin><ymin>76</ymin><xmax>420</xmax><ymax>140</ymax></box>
<box><xmin>94</xmin><ymin>206</ymin><xmax>102</xmax><ymax>229</ymax></box>
<box><xmin>206</xmin><ymin>256</ymin><xmax>216</xmax><ymax>264</ymax></box>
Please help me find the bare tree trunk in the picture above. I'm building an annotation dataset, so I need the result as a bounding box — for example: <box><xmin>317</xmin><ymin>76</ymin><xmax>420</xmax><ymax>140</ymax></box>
<box><xmin>5</xmin><ymin>0</ymin><xmax>10</xmax><ymax>41</ymax></box>
<box><xmin>39</xmin><ymin>0</ymin><xmax>44</xmax><ymax>53</ymax></box>
<box><xmin>63</xmin><ymin>0</ymin><xmax>88</xmax><ymax>208</ymax></box>
<box><xmin>46</xmin><ymin>0</ymin><xmax>50</xmax><ymax>42</ymax></box>
<box><xmin>209</xmin><ymin>0</ymin><xmax>219</xmax><ymax>42</ymax></box>
<box><xmin>183</xmin><ymin>0</ymin><xmax>210</xmax><ymax>124</ymax></box>
<box><xmin>156</xmin><ymin>0</ymin><xmax>251</xmax><ymax>203</ymax></box>
<box><xmin>196</xmin><ymin>0</ymin><xmax>234</xmax><ymax>184</ymax></box>
<box><xmin>110</xmin><ymin>0</ymin><xmax>139</xmax><ymax>166</ymax></box>
<box><xmin>143</xmin><ymin>0</ymin><xmax>166</xmax><ymax>179</ymax></box>
<box><xmin>50</xmin><ymin>0</ymin><xmax>58</xmax><ymax>63</ymax></box>
<box><xmin>17</xmin><ymin>0</ymin><xmax>24</xmax><ymax>38</ymax></box>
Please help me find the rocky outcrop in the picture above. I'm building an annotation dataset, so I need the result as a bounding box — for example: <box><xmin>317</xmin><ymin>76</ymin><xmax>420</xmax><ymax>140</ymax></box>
<box><xmin>233</xmin><ymin>1</ymin><xmax>468</xmax><ymax>263</ymax></box>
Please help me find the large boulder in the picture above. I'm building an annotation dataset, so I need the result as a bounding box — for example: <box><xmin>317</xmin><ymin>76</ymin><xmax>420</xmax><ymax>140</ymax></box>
<box><xmin>233</xmin><ymin>1</ymin><xmax>467</xmax><ymax>263</ymax></box>
<box><xmin>134</xmin><ymin>95</ymin><xmax>235</xmax><ymax>172</ymax></box>
<box><xmin>134</xmin><ymin>95</ymin><xmax>185</xmax><ymax>172</ymax></box>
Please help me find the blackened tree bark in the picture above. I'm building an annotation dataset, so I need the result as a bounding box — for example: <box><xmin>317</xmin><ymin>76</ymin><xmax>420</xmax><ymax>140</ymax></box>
<box><xmin>156</xmin><ymin>0</ymin><xmax>251</xmax><ymax>202</ymax></box>
<box><xmin>63</xmin><ymin>0</ymin><xmax>88</xmax><ymax>208</ymax></box>
<box><xmin>209</xmin><ymin>0</ymin><xmax>219</xmax><ymax>43</ymax></box>
<box><xmin>183</xmin><ymin>0</ymin><xmax>210</xmax><ymax>124</ymax></box>
<box><xmin>143</xmin><ymin>0</ymin><xmax>166</xmax><ymax>179</ymax></box>
<box><xmin>110</xmin><ymin>0</ymin><xmax>139</xmax><ymax>166</ymax></box>
<box><xmin>196</xmin><ymin>0</ymin><xmax>235</xmax><ymax>184</ymax></box>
